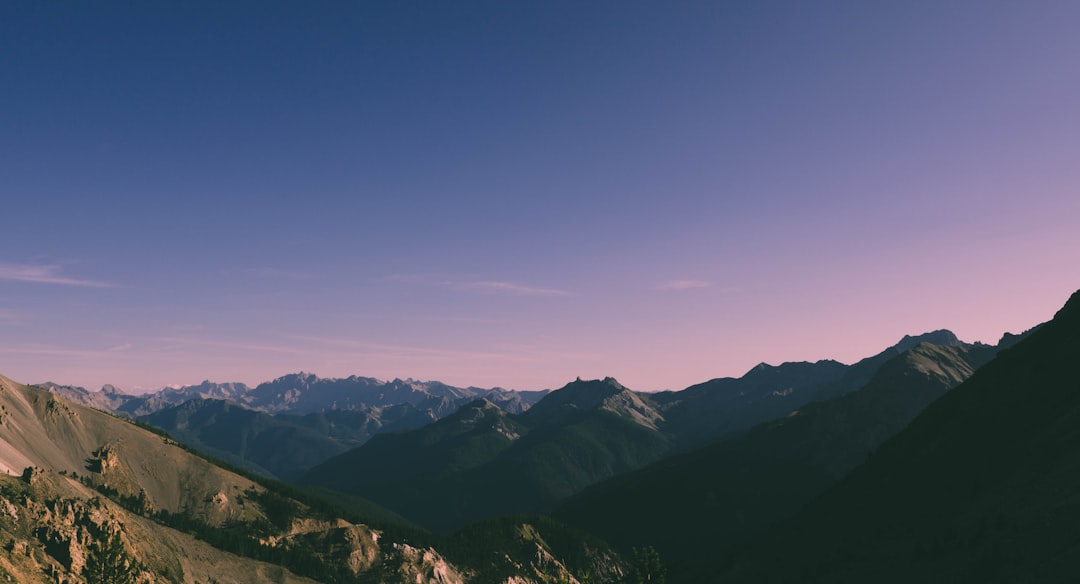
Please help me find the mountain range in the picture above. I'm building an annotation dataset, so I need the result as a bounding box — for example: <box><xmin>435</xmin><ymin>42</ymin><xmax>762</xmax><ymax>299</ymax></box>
<box><xmin>708</xmin><ymin>290</ymin><xmax>1080</xmax><ymax>583</ymax></box>
<box><xmin>0</xmin><ymin>374</ymin><xmax>624</xmax><ymax>583</ymax></box>
<box><xmin>44</xmin><ymin>373</ymin><xmax>547</xmax><ymax>418</ymax></box>
<box><xmin>556</xmin><ymin>338</ymin><xmax>1006</xmax><ymax>578</ymax></box>
<box><xmin>40</xmin><ymin>375</ymin><xmax>549</xmax><ymax>481</ymax></box>
<box><xmin>18</xmin><ymin>289</ymin><xmax>1078</xmax><ymax>583</ymax></box>
<box><xmin>296</xmin><ymin>331</ymin><xmax>1002</xmax><ymax>534</ymax></box>
<box><xmin>300</xmin><ymin>377</ymin><xmax>673</xmax><ymax>533</ymax></box>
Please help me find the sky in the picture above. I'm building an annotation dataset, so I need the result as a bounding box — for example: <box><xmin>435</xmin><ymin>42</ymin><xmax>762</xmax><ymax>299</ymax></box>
<box><xmin>2</xmin><ymin>1</ymin><xmax>1078</xmax><ymax>393</ymax></box>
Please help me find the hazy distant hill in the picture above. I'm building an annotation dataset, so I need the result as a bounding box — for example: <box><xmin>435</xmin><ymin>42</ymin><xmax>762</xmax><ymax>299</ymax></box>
<box><xmin>710</xmin><ymin>290</ymin><xmax>1080</xmax><ymax>583</ymax></box>
<box><xmin>37</xmin><ymin>381</ymin><xmax>138</xmax><ymax>412</ymax></box>
<box><xmin>0</xmin><ymin>374</ymin><xmax>625</xmax><ymax>583</ymax></box>
<box><xmin>41</xmin><ymin>374</ymin><xmax>550</xmax><ymax>481</ymax></box>
<box><xmin>241</xmin><ymin>373</ymin><xmax>546</xmax><ymax>415</ymax></box>
<box><xmin>301</xmin><ymin>377</ymin><xmax>673</xmax><ymax>533</ymax></box>
<box><xmin>137</xmin><ymin>398</ymin><xmax>444</xmax><ymax>480</ymax></box>
<box><xmin>557</xmin><ymin>339</ymin><xmax>1002</xmax><ymax>578</ymax></box>
<box><xmin>45</xmin><ymin>373</ymin><xmax>547</xmax><ymax>419</ymax></box>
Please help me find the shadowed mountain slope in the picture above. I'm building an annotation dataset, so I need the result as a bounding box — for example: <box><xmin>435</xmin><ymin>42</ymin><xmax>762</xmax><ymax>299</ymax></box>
<box><xmin>713</xmin><ymin>290</ymin><xmax>1080</xmax><ymax>584</ymax></box>
<box><xmin>653</xmin><ymin>330</ymin><xmax>966</xmax><ymax>446</ymax></box>
<box><xmin>301</xmin><ymin>378</ymin><xmax>672</xmax><ymax>533</ymax></box>
<box><xmin>556</xmin><ymin>340</ymin><xmax>1000</xmax><ymax>577</ymax></box>
<box><xmin>137</xmin><ymin>398</ymin><xmax>443</xmax><ymax>480</ymax></box>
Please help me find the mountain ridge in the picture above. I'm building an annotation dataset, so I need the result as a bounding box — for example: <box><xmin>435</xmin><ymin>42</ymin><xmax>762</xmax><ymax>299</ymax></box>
<box><xmin>0</xmin><ymin>374</ymin><xmax>627</xmax><ymax>583</ymax></box>
<box><xmin>712</xmin><ymin>289</ymin><xmax>1080</xmax><ymax>583</ymax></box>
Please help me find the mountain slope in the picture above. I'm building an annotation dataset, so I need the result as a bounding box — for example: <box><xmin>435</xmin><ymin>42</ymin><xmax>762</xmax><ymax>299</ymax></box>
<box><xmin>137</xmin><ymin>398</ymin><xmax>441</xmax><ymax>480</ymax></box>
<box><xmin>653</xmin><ymin>330</ymin><xmax>965</xmax><ymax>447</ymax></box>
<box><xmin>301</xmin><ymin>378</ymin><xmax>672</xmax><ymax>533</ymax></box>
<box><xmin>715</xmin><ymin>290</ymin><xmax>1080</xmax><ymax>583</ymax></box>
<box><xmin>0</xmin><ymin>375</ymin><xmax>624</xmax><ymax>583</ymax></box>
<box><xmin>556</xmin><ymin>340</ymin><xmax>998</xmax><ymax>576</ymax></box>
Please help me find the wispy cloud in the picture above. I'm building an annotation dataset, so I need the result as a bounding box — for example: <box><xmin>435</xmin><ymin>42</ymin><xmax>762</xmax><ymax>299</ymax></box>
<box><xmin>456</xmin><ymin>280</ymin><xmax>572</xmax><ymax>297</ymax></box>
<box><xmin>241</xmin><ymin>267</ymin><xmax>315</xmax><ymax>280</ymax></box>
<box><xmin>387</xmin><ymin>274</ymin><xmax>572</xmax><ymax>297</ymax></box>
<box><xmin>0</xmin><ymin>344</ymin><xmax>134</xmax><ymax>358</ymax></box>
<box><xmin>0</xmin><ymin>263</ymin><xmax>110</xmax><ymax>288</ymax></box>
<box><xmin>658</xmin><ymin>279</ymin><xmax>712</xmax><ymax>291</ymax></box>
<box><xmin>157</xmin><ymin>337</ymin><xmax>306</xmax><ymax>355</ymax></box>
<box><xmin>288</xmin><ymin>335</ymin><xmax>511</xmax><ymax>360</ymax></box>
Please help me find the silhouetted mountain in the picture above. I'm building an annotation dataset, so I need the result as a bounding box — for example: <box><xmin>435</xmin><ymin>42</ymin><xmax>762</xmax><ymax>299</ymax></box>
<box><xmin>712</xmin><ymin>290</ymin><xmax>1080</xmax><ymax>583</ymax></box>
<box><xmin>557</xmin><ymin>339</ymin><xmax>1001</xmax><ymax>578</ymax></box>
<box><xmin>301</xmin><ymin>377</ymin><xmax>672</xmax><ymax>533</ymax></box>
<box><xmin>652</xmin><ymin>330</ymin><xmax>967</xmax><ymax>447</ymax></box>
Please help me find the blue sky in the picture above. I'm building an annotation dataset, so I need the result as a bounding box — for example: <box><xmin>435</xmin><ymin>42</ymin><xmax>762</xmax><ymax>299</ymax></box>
<box><xmin>2</xmin><ymin>1</ymin><xmax>1078</xmax><ymax>391</ymax></box>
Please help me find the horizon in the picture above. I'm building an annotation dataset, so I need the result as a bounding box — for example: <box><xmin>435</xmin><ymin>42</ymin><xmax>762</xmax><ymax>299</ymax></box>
<box><xmin>19</xmin><ymin>319</ymin><xmax>1051</xmax><ymax>395</ymax></box>
<box><xmin>3</xmin><ymin>2</ymin><xmax>1079</xmax><ymax>393</ymax></box>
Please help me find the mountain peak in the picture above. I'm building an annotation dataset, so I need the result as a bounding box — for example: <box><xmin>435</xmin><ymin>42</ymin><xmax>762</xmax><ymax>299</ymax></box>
<box><xmin>560</xmin><ymin>376</ymin><xmax>628</xmax><ymax>396</ymax></box>
<box><xmin>523</xmin><ymin>376</ymin><xmax>664</xmax><ymax>429</ymax></box>
<box><xmin>893</xmin><ymin>329</ymin><xmax>961</xmax><ymax>353</ymax></box>
<box><xmin>100</xmin><ymin>384</ymin><xmax>125</xmax><ymax>396</ymax></box>
<box><xmin>1054</xmin><ymin>289</ymin><xmax>1080</xmax><ymax>321</ymax></box>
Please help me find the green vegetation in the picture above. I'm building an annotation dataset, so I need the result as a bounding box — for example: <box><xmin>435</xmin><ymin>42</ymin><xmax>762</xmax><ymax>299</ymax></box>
<box><xmin>624</xmin><ymin>547</ymin><xmax>665</xmax><ymax>584</ymax></box>
<box><xmin>83</xmin><ymin>533</ymin><xmax>139</xmax><ymax>584</ymax></box>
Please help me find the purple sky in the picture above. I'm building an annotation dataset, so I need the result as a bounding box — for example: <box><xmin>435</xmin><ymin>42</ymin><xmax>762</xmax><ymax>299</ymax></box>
<box><xmin>2</xmin><ymin>2</ymin><xmax>1078</xmax><ymax>392</ymax></box>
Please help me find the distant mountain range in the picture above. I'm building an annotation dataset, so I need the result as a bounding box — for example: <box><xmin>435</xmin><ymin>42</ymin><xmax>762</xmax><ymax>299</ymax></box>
<box><xmin>137</xmin><ymin>399</ymin><xmax>446</xmax><ymax>480</ymax></box>
<box><xmin>43</xmin><ymin>373</ymin><xmax>547</xmax><ymax>417</ymax></box>
<box><xmin>297</xmin><ymin>330</ymin><xmax>1006</xmax><ymax>534</ymax></box>
<box><xmin>652</xmin><ymin>329</ymin><xmax>969</xmax><ymax>447</ymax></box>
<box><xmin>39</xmin><ymin>374</ymin><xmax>549</xmax><ymax>480</ymax></box>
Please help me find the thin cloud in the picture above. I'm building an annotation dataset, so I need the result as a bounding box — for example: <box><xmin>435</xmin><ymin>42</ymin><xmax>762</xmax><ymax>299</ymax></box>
<box><xmin>387</xmin><ymin>274</ymin><xmax>572</xmax><ymax>297</ymax></box>
<box><xmin>288</xmin><ymin>335</ymin><xmax>511</xmax><ymax>360</ymax></box>
<box><xmin>0</xmin><ymin>344</ymin><xmax>136</xmax><ymax>358</ymax></box>
<box><xmin>457</xmin><ymin>280</ymin><xmax>572</xmax><ymax>297</ymax></box>
<box><xmin>157</xmin><ymin>337</ymin><xmax>306</xmax><ymax>355</ymax></box>
<box><xmin>659</xmin><ymin>279</ymin><xmax>712</xmax><ymax>290</ymax></box>
<box><xmin>0</xmin><ymin>263</ymin><xmax>110</xmax><ymax>288</ymax></box>
<box><xmin>241</xmin><ymin>267</ymin><xmax>315</xmax><ymax>280</ymax></box>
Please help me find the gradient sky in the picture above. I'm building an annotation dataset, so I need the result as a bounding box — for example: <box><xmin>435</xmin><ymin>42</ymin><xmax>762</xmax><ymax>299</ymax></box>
<box><xmin>2</xmin><ymin>1</ymin><xmax>1078</xmax><ymax>393</ymax></box>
